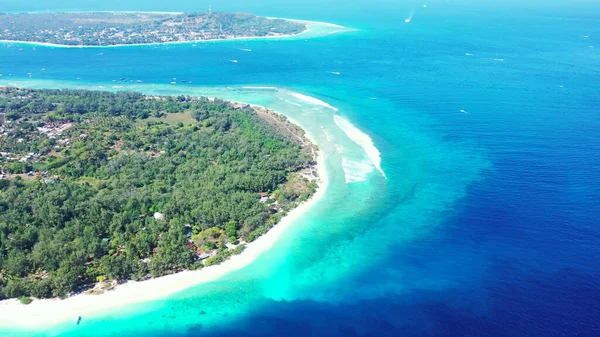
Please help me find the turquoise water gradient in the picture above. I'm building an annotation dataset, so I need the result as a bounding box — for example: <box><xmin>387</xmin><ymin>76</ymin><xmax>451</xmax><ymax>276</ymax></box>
<box><xmin>1</xmin><ymin>0</ymin><xmax>599</xmax><ymax>336</ymax></box>
<box><xmin>1</xmin><ymin>77</ymin><xmax>484</xmax><ymax>336</ymax></box>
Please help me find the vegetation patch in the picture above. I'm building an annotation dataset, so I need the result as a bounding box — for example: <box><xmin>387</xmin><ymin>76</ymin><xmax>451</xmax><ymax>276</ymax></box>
<box><xmin>0</xmin><ymin>88</ymin><xmax>318</xmax><ymax>299</ymax></box>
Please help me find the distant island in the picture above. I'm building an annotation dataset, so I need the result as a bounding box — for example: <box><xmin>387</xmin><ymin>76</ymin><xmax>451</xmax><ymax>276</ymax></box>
<box><xmin>0</xmin><ymin>87</ymin><xmax>318</xmax><ymax>302</ymax></box>
<box><xmin>0</xmin><ymin>11</ymin><xmax>307</xmax><ymax>46</ymax></box>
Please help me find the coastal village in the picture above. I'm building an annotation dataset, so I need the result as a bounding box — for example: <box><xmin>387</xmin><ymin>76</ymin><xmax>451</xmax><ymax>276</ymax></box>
<box><xmin>0</xmin><ymin>11</ymin><xmax>306</xmax><ymax>46</ymax></box>
<box><xmin>0</xmin><ymin>117</ymin><xmax>72</xmax><ymax>181</ymax></box>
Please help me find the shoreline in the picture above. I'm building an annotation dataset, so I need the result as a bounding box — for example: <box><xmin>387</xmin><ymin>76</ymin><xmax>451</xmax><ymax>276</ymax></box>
<box><xmin>0</xmin><ymin>17</ymin><xmax>344</xmax><ymax>49</ymax></box>
<box><xmin>0</xmin><ymin>99</ymin><xmax>329</xmax><ymax>329</ymax></box>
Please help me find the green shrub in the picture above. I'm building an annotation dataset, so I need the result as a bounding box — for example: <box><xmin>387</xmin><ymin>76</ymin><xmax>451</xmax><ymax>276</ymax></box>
<box><xmin>18</xmin><ymin>296</ymin><xmax>33</xmax><ymax>305</ymax></box>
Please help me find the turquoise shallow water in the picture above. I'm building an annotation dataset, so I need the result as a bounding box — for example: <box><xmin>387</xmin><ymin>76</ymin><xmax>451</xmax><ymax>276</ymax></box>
<box><xmin>1</xmin><ymin>0</ymin><xmax>600</xmax><ymax>336</ymax></box>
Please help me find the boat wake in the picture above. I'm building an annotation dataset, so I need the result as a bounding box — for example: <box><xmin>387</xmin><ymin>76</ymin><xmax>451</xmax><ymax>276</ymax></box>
<box><xmin>334</xmin><ymin>115</ymin><xmax>386</xmax><ymax>179</ymax></box>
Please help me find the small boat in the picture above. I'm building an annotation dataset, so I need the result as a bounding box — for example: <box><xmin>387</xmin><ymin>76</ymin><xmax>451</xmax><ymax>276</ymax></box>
<box><xmin>229</xmin><ymin>59</ymin><xmax>238</xmax><ymax>63</ymax></box>
<box><xmin>181</xmin><ymin>80</ymin><xmax>187</xmax><ymax>83</ymax></box>
<box><xmin>75</xmin><ymin>316</ymin><xmax>82</xmax><ymax>325</ymax></box>
<box><xmin>170</xmin><ymin>82</ymin><xmax>176</xmax><ymax>85</ymax></box>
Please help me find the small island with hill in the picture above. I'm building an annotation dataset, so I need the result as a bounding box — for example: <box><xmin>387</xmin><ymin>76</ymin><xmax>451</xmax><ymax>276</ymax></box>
<box><xmin>0</xmin><ymin>87</ymin><xmax>319</xmax><ymax>302</ymax></box>
<box><xmin>0</xmin><ymin>11</ymin><xmax>307</xmax><ymax>46</ymax></box>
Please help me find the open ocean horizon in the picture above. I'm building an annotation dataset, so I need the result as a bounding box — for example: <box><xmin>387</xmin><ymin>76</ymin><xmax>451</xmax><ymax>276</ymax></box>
<box><xmin>1</xmin><ymin>0</ymin><xmax>599</xmax><ymax>336</ymax></box>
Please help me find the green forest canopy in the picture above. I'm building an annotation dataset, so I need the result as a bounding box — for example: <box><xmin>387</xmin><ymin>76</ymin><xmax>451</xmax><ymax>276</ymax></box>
<box><xmin>0</xmin><ymin>88</ymin><xmax>317</xmax><ymax>300</ymax></box>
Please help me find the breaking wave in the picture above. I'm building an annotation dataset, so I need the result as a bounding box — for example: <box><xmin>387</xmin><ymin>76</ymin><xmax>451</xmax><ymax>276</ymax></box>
<box><xmin>288</xmin><ymin>92</ymin><xmax>339</xmax><ymax>111</ymax></box>
<box><xmin>341</xmin><ymin>157</ymin><xmax>374</xmax><ymax>183</ymax></box>
<box><xmin>334</xmin><ymin>115</ymin><xmax>386</xmax><ymax>178</ymax></box>
<box><xmin>279</xmin><ymin>98</ymin><xmax>302</xmax><ymax>107</ymax></box>
<box><xmin>242</xmin><ymin>86</ymin><xmax>279</xmax><ymax>91</ymax></box>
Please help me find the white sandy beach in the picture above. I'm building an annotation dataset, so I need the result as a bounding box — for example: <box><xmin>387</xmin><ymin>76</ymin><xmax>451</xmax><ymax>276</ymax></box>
<box><xmin>0</xmin><ymin>18</ymin><xmax>343</xmax><ymax>49</ymax></box>
<box><xmin>0</xmin><ymin>110</ymin><xmax>328</xmax><ymax>328</ymax></box>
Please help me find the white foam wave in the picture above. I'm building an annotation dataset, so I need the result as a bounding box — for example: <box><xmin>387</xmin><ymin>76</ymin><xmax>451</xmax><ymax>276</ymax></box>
<box><xmin>242</xmin><ymin>86</ymin><xmax>279</xmax><ymax>91</ymax></box>
<box><xmin>334</xmin><ymin>115</ymin><xmax>386</xmax><ymax>179</ymax></box>
<box><xmin>283</xmin><ymin>99</ymin><xmax>302</xmax><ymax>107</ymax></box>
<box><xmin>320</xmin><ymin>126</ymin><xmax>336</xmax><ymax>143</ymax></box>
<box><xmin>341</xmin><ymin>157</ymin><xmax>373</xmax><ymax>183</ymax></box>
<box><xmin>289</xmin><ymin>92</ymin><xmax>338</xmax><ymax>111</ymax></box>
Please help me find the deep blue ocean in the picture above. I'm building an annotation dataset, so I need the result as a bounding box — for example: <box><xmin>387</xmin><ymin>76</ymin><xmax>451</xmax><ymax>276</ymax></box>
<box><xmin>1</xmin><ymin>0</ymin><xmax>600</xmax><ymax>336</ymax></box>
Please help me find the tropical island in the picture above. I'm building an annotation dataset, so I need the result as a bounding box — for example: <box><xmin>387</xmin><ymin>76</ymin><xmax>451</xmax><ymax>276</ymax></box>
<box><xmin>0</xmin><ymin>11</ymin><xmax>307</xmax><ymax>46</ymax></box>
<box><xmin>0</xmin><ymin>87</ymin><xmax>319</xmax><ymax>303</ymax></box>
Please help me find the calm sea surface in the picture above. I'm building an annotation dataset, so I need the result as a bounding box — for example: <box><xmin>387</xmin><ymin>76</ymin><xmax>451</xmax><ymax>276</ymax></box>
<box><xmin>1</xmin><ymin>0</ymin><xmax>599</xmax><ymax>336</ymax></box>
